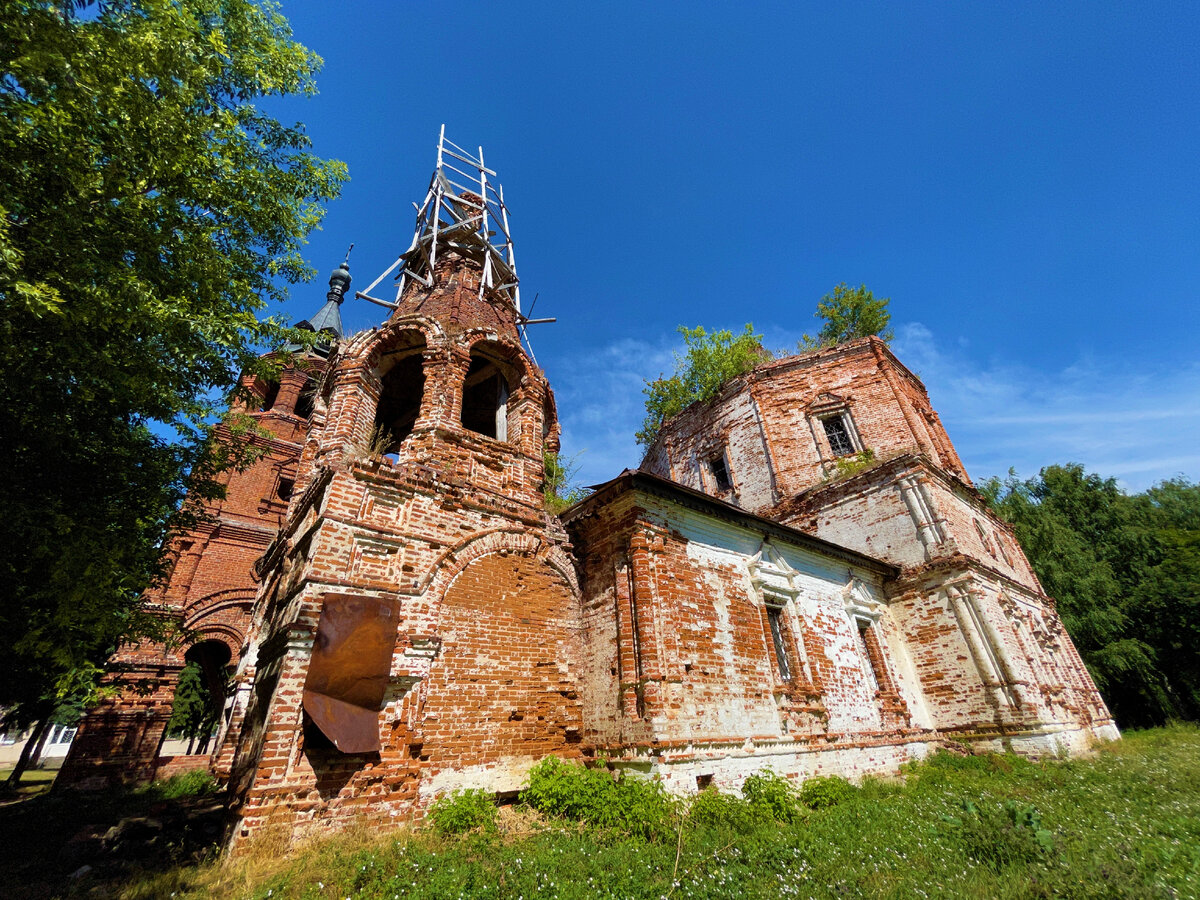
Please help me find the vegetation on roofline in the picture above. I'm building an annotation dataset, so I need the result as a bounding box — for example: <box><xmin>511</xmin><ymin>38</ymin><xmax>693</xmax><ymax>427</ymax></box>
<box><xmin>798</xmin><ymin>282</ymin><xmax>894</xmax><ymax>350</ymax></box>
<box><xmin>543</xmin><ymin>451</ymin><xmax>590</xmax><ymax>514</ymax></box>
<box><xmin>638</xmin><ymin>285</ymin><xmax>894</xmax><ymax>449</ymax></box>
<box><xmin>33</xmin><ymin>725</ymin><xmax>1200</xmax><ymax>899</ymax></box>
<box><xmin>636</xmin><ymin>324</ymin><xmax>771</xmax><ymax>448</ymax></box>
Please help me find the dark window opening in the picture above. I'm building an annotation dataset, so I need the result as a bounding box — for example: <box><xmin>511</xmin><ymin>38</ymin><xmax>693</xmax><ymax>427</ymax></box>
<box><xmin>767</xmin><ymin>605</ymin><xmax>792</xmax><ymax>682</ymax></box>
<box><xmin>374</xmin><ymin>353</ymin><xmax>426</xmax><ymax>454</ymax></box>
<box><xmin>461</xmin><ymin>353</ymin><xmax>509</xmax><ymax>440</ymax></box>
<box><xmin>822</xmin><ymin>415</ymin><xmax>855</xmax><ymax>456</ymax></box>
<box><xmin>708</xmin><ymin>454</ymin><xmax>732</xmax><ymax>492</ymax></box>
<box><xmin>260</xmin><ymin>380</ymin><xmax>280</xmax><ymax>411</ymax></box>
<box><xmin>277</xmin><ymin>478</ymin><xmax>294</xmax><ymax>501</ymax></box>
<box><xmin>295</xmin><ymin>378</ymin><xmax>317</xmax><ymax>419</ymax></box>
<box><xmin>855</xmin><ymin>619</ymin><xmax>882</xmax><ymax>694</ymax></box>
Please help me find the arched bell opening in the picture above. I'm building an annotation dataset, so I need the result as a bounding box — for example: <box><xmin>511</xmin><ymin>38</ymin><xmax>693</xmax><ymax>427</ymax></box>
<box><xmin>295</xmin><ymin>376</ymin><xmax>318</xmax><ymax>419</ymax></box>
<box><xmin>372</xmin><ymin>332</ymin><xmax>428</xmax><ymax>456</ymax></box>
<box><xmin>259</xmin><ymin>379</ymin><xmax>280</xmax><ymax>412</ymax></box>
<box><xmin>461</xmin><ymin>344</ymin><xmax>519</xmax><ymax>441</ymax></box>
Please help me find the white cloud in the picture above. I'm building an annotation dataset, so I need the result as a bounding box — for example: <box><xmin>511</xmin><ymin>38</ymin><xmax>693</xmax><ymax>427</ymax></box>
<box><xmin>893</xmin><ymin>323</ymin><xmax>1200</xmax><ymax>491</ymax></box>
<box><xmin>542</xmin><ymin>323</ymin><xmax>1200</xmax><ymax>495</ymax></box>
<box><xmin>542</xmin><ymin>336</ymin><xmax>676</xmax><ymax>487</ymax></box>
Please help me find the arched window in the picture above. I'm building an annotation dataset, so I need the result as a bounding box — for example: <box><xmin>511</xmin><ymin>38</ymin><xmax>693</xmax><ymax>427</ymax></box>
<box><xmin>295</xmin><ymin>377</ymin><xmax>317</xmax><ymax>419</ymax></box>
<box><xmin>260</xmin><ymin>380</ymin><xmax>280</xmax><ymax>411</ymax></box>
<box><xmin>373</xmin><ymin>336</ymin><xmax>427</xmax><ymax>454</ymax></box>
<box><xmin>461</xmin><ymin>349</ymin><xmax>510</xmax><ymax>440</ymax></box>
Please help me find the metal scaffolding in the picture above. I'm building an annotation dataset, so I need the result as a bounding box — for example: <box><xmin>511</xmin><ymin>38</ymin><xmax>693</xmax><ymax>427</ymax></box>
<box><xmin>356</xmin><ymin>125</ymin><xmax>522</xmax><ymax>315</ymax></box>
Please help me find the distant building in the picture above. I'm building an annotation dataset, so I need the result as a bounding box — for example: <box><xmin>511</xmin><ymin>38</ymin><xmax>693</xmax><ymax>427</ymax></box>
<box><xmin>59</xmin><ymin>135</ymin><xmax>1116</xmax><ymax>849</ymax></box>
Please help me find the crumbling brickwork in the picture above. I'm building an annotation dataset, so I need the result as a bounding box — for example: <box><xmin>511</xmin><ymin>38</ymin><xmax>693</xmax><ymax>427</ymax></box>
<box><xmin>639</xmin><ymin>336</ymin><xmax>1116</xmax><ymax>759</ymax></box>
<box><xmin>223</xmin><ymin>249</ymin><xmax>585</xmax><ymax>847</ymax></box>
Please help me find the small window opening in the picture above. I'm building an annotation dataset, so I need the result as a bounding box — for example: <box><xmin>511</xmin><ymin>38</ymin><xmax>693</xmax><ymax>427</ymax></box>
<box><xmin>277</xmin><ymin>478</ymin><xmax>294</xmax><ymax>501</ymax></box>
<box><xmin>374</xmin><ymin>352</ymin><xmax>426</xmax><ymax>453</ymax></box>
<box><xmin>708</xmin><ymin>454</ymin><xmax>732</xmax><ymax>492</ymax></box>
<box><xmin>822</xmin><ymin>415</ymin><xmax>855</xmax><ymax>456</ymax></box>
<box><xmin>854</xmin><ymin>624</ymin><xmax>883</xmax><ymax>696</ymax></box>
<box><xmin>767</xmin><ymin>604</ymin><xmax>792</xmax><ymax>682</ymax></box>
<box><xmin>974</xmin><ymin>519</ymin><xmax>997</xmax><ymax>558</ymax></box>
<box><xmin>295</xmin><ymin>378</ymin><xmax>316</xmax><ymax>419</ymax></box>
<box><xmin>461</xmin><ymin>353</ymin><xmax>509</xmax><ymax>440</ymax></box>
<box><xmin>260</xmin><ymin>380</ymin><xmax>280</xmax><ymax>411</ymax></box>
<box><xmin>696</xmin><ymin>774</ymin><xmax>714</xmax><ymax>790</ymax></box>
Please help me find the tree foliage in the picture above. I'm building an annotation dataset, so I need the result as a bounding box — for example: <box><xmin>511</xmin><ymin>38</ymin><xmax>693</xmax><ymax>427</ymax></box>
<box><xmin>166</xmin><ymin>660</ymin><xmax>225</xmax><ymax>752</ymax></box>
<box><xmin>984</xmin><ymin>465</ymin><xmax>1200</xmax><ymax>727</ymax></box>
<box><xmin>0</xmin><ymin>1</ymin><xmax>345</xmax><ymax>720</ymax></box>
<box><xmin>543</xmin><ymin>451</ymin><xmax>590</xmax><ymax>515</ymax></box>
<box><xmin>800</xmin><ymin>283</ymin><xmax>894</xmax><ymax>349</ymax></box>
<box><xmin>637</xmin><ymin>324</ymin><xmax>768</xmax><ymax>448</ymax></box>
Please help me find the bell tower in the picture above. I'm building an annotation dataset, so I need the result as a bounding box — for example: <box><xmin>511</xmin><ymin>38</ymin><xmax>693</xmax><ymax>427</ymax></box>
<box><xmin>225</xmin><ymin>132</ymin><xmax>583</xmax><ymax>847</ymax></box>
<box><xmin>57</xmin><ymin>262</ymin><xmax>350</xmax><ymax>790</ymax></box>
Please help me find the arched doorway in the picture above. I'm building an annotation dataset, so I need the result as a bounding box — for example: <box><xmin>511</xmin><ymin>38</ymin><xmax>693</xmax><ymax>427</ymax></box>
<box><xmin>165</xmin><ymin>639</ymin><xmax>232</xmax><ymax>756</ymax></box>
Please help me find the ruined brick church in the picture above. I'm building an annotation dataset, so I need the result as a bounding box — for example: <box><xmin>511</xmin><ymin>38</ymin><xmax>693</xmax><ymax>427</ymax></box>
<box><xmin>59</xmin><ymin>135</ymin><xmax>1117</xmax><ymax>847</ymax></box>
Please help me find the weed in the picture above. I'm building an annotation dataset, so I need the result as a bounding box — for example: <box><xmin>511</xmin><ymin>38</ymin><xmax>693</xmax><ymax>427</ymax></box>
<box><xmin>741</xmin><ymin>769</ymin><xmax>805</xmax><ymax>823</ymax></box>
<box><xmin>944</xmin><ymin>799</ymin><xmax>1055</xmax><ymax>871</ymax></box>
<box><xmin>520</xmin><ymin>757</ymin><xmax>677</xmax><ymax>840</ymax></box>
<box><xmin>831</xmin><ymin>448</ymin><xmax>876</xmax><ymax>480</ymax></box>
<box><xmin>798</xmin><ymin>774</ymin><xmax>858</xmax><ymax>809</ymax></box>
<box><xmin>147</xmin><ymin>768</ymin><xmax>219</xmax><ymax>801</ymax></box>
<box><xmin>685</xmin><ymin>787</ymin><xmax>765</xmax><ymax>832</ymax></box>
<box><xmin>428</xmin><ymin>789</ymin><xmax>497</xmax><ymax>836</ymax></box>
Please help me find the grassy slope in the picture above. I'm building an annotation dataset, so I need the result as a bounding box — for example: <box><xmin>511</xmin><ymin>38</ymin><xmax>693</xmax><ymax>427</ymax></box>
<box><xmin>75</xmin><ymin>726</ymin><xmax>1200</xmax><ymax>898</ymax></box>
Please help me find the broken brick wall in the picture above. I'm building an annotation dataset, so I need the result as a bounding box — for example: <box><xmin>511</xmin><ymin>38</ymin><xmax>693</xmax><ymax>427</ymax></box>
<box><xmin>567</xmin><ymin>479</ymin><xmax>935</xmax><ymax>793</ymax></box>
<box><xmin>642</xmin><ymin>337</ymin><xmax>969</xmax><ymax>516</ymax></box>
<box><xmin>225</xmin><ymin>276</ymin><xmax>582</xmax><ymax>846</ymax></box>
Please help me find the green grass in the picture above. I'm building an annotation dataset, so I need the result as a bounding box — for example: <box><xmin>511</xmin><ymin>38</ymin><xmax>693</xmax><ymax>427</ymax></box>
<box><xmin>0</xmin><ymin>765</ymin><xmax>58</xmax><ymax>804</ymax></box>
<box><xmin>36</xmin><ymin>726</ymin><xmax>1200</xmax><ymax>898</ymax></box>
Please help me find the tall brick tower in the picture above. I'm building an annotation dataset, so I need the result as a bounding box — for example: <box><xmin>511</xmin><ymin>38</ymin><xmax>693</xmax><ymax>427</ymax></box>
<box><xmin>57</xmin><ymin>266</ymin><xmax>349</xmax><ymax>789</ymax></box>
<box><xmin>224</xmin><ymin>133</ymin><xmax>583</xmax><ymax>844</ymax></box>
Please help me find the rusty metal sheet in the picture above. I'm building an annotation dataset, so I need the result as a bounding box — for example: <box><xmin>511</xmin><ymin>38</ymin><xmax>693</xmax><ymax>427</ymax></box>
<box><xmin>302</xmin><ymin>594</ymin><xmax>398</xmax><ymax>753</ymax></box>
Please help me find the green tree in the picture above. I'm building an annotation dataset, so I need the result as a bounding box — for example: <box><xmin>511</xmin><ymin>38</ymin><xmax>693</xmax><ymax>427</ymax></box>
<box><xmin>984</xmin><ymin>465</ymin><xmax>1200</xmax><ymax>726</ymax></box>
<box><xmin>166</xmin><ymin>661</ymin><xmax>226</xmax><ymax>754</ymax></box>
<box><xmin>637</xmin><ymin>324</ymin><xmax>768</xmax><ymax>448</ymax></box>
<box><xmin>800</xmin><ymin>283</ymin><xmax>894</xmax><ymax>348</ymax></box>
<box><xmin>0</xmin><ymin>0</ymin><xmax>346</xmax><ymax>773</ymax></box>
<box><xmin>543</xmin><ymin>451</ymin><xmax>590</xmax><ymax>515</ymax></box>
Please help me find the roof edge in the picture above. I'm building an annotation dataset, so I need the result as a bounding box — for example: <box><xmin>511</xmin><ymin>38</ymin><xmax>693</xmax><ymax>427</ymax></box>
<box><xmin>563</xmin><ymin>468</ymin><xmax>898</xmax><ymax>578</ymax></box>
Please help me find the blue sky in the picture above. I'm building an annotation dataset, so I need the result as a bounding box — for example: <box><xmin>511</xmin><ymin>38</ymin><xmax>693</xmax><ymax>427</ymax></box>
<box><xmin>271</xmin><ymin>2</ymin><xmax>1200</xmax><ymax>492</ymax></box>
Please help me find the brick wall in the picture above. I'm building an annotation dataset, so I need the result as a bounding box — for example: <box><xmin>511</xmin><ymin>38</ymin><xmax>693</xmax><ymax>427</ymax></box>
<box><xmin>57</xmin><ymin>351</ymin><xmax>327</xmax><ymax>789</ymax></box>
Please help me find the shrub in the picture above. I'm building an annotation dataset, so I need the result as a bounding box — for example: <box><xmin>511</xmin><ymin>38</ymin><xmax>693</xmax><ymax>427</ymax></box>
<box><xmin>798</xmin><ymin>775</ymin><xmax>858</xmax><ymax>810</ymax></box>
<box><xmin>637</xmin><ymin>324</ymin><xmax>770</xmax><ymax>447</ymax></box>
<box><xmin>429</xmin><ymin>789</ymin><xmax>497</xmax><ymax>836</ymax></box>
<box><xmin>520</xmin><ymin>757</ymin><xmax>676</xmax><ymax>840</ymax></box>
<box><xmin>741</xmin><ymin>770</ymin><xmax>804</xmax><ymax>823</ymax></box>
<box><xmin>686</xmin><ymin>787</ymin><xmax>764</xmax><ymax>832</ymax></box>
<box><xmin>944</xmin><ymin>799</ymin><xmax>1055</xmax><ymax>871</ymax></box>
<box><xmin>831</xmin><ymin>448</ymin><xmax>876</xmax><ymax>481</ymax></box>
